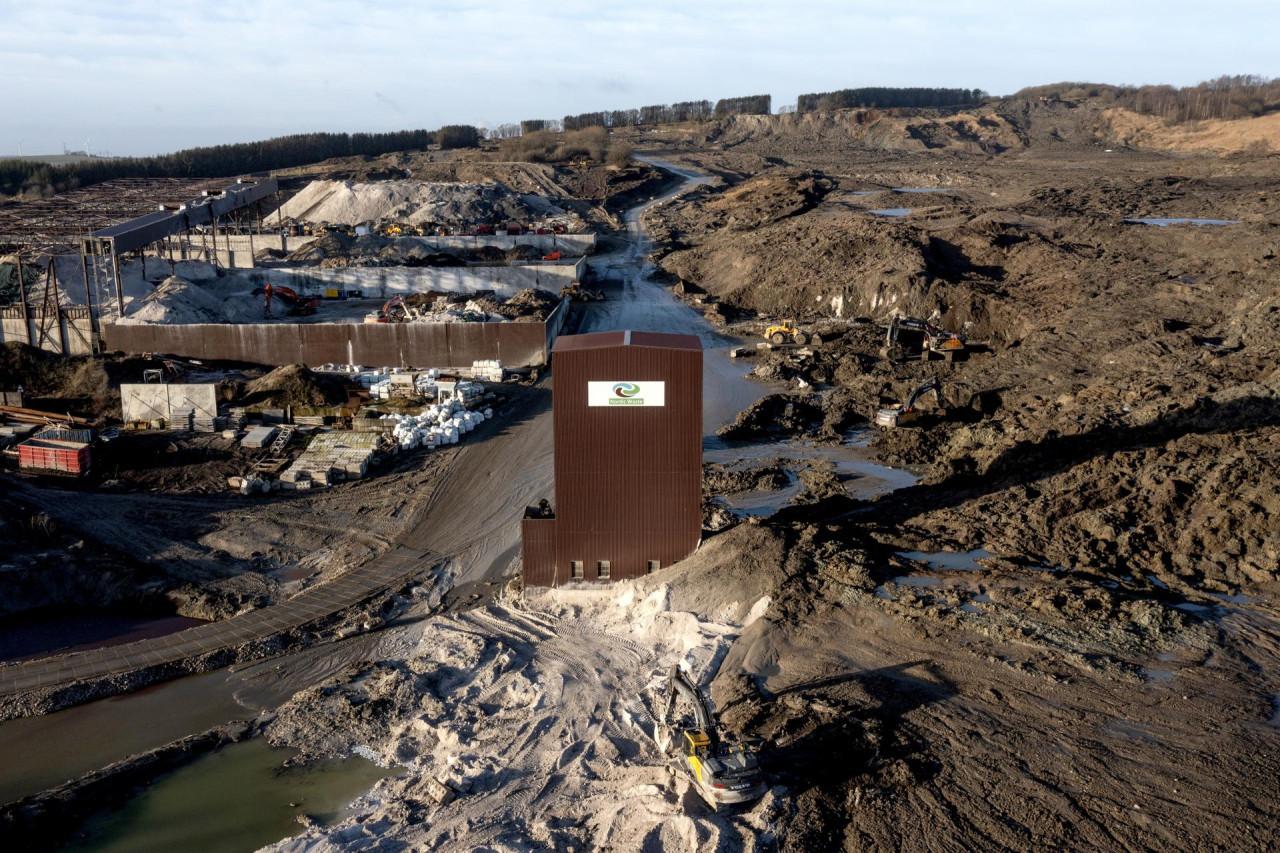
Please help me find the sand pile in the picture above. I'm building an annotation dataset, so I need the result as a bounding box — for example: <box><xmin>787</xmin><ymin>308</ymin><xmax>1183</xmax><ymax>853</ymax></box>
<box><xmin>278</xmin><ymin>180</ymin><xmax>564</xmax><ymax>226</ymax></box>
<box><xmin>114</xmin><ymin>275</ymin><xmax>271</xmax><ymax>325</ymax></box>
<box><xmin>263</xmin><ymin>567</ymin><xmax>781</xmax><ymax>852</ymax></box>
<box><xmin>241</xmin><ymin>364</ymin><xmax>351</xmax><ymax>409</ymax></box>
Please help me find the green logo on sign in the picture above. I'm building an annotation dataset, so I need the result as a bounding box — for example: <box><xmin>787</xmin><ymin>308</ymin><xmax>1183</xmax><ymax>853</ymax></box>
<box><xmin>610</xmin><ymin>382</ymin><xmax>643</xmax><ymax>405</ymax></box>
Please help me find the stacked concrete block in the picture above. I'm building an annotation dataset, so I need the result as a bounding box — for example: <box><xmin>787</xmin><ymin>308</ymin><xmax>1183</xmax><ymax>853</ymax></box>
<box><xmin>241</xmin><ymin>425</ymin><xmax>279</xmax><ymax>448</ymax></box>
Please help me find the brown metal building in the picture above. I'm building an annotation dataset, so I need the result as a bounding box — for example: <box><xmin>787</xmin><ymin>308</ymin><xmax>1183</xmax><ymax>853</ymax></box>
<box><xmin>522</xmin><ymin>330</ymin><xmax>703</xmax><ymax>586</ymax></box>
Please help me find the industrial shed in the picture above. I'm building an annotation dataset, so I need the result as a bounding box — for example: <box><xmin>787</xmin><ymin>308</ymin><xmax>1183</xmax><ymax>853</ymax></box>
<box><xmin>522</xmin><ymin>330</ymin><xmax>702</xmax><ymax>586</ymax></box>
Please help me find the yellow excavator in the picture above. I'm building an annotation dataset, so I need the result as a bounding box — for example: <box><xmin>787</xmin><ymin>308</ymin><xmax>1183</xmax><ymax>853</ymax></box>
<box><xmin>561</xmin><ymin>281</ymin><xmax>605</xmax><ymax>302</ymax></box>
<box><xmin>764</xmin><ymin>319</ymin><xmax>809</xmax><ymax>346</ymax></box>
<box><xmin>655</xmin><ymin>665</ymin><xmax>767</xmax><ymax>808</ymax></box>
<box><xmin>875</xmin><ymin>376</ymin><xmax>941</xmax><ymax>428</ymax></box>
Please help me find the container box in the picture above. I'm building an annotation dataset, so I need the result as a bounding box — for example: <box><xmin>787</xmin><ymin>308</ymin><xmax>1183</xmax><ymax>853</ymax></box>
<box><xmin>17</xmin><ymin>437</ymin><xmax>91</xmax><ymax>474</ymax></box>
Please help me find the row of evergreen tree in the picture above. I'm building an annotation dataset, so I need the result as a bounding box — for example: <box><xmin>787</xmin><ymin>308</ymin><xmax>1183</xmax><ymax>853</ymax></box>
<box><xmin>0</xmin><ymin>125</ymin><xmax>481</xmax><ymax>199</ymax></box>
<box><xmin>795</xmin><ymin>87</ymin><xmax>984</xmax><ymax>113</ymax></box>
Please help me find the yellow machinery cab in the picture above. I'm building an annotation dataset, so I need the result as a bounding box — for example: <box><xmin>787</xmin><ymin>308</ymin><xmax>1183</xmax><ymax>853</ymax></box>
<box><xmin>683</xmin><ymin>729</ymin><xmax>711</xmax><ymax>780</ymax></box>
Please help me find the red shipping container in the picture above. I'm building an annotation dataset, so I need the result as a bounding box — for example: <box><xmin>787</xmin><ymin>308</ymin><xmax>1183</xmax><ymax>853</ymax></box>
<box><xmin>17</xmin><ymin>437</ymin><xmax>91</xmax><ymax>475</ymax></box>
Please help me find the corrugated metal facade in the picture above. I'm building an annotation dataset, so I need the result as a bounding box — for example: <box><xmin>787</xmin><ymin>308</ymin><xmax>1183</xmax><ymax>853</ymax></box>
<box><xmin>522</xmin><ymin>331</ymin><xmax>702</xmax><ymax>586</ymax></box>
<box><xmin>103</xmin><ymin>320</ymin><xmax>553</xmax><ymax>368</ymax></box>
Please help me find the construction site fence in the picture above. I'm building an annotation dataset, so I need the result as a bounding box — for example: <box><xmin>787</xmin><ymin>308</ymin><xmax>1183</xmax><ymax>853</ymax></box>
<box><xmin>0</xmin><ymin>304</ymin><xmax>95</xmax><ymax>355</ymax></box>
<box><xmin>103</xmin><ymin>315</ymin><xmax>566</xmax><ymax>369</ymax></box>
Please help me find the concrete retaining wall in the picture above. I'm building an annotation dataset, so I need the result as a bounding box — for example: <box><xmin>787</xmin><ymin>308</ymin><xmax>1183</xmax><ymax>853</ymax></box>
<box><xmin>416</xmin><ymin>234</ymin><xmax>595</xmax><ymax>254</ymax></box>
<box><xmin>0</xmin><ymin>305</ymin><xmax>94</xmax><ymax>355</ymax></box>
<box><xmin>142</xmin><ymin>234</ymin><xmax>318</xmax><ymax>270</ymax></box>
<box><xmin>104</xmin><ymin>312</ymin><xmax>567</xmax><ymax>369</ymax></box>
<box><xmin>240</xmin><ymin>257</ymin><xmax>585</xmax><ymax>300</ymax></box>
<box><xmin>121</xmin><ymin>383</ymin><xmax>218</xmax><ymax>424</ymax></box>
<box><xmin>134</xmin><ymin>233</ymin><xmax>592</xmax><ymax>272</ymax></box>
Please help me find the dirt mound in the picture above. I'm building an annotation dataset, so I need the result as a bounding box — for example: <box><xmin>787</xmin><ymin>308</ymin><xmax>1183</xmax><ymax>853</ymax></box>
<box><xmin>241</xmin><ymin>365</ymin><xmax>350</xmax><ymax>409</ymax></box>
<box><xmin>115</xmin><ymin>276</ymin><xmax>270</xmax><ymax>326</ymax></box>
<box><xmin>1099</xmin><ymin>108</ymin><xmax>1280</xmax><ymax>154</ymax></box>
<box><xmin>278</xmin><ymin>179</ymin><xmax>561</xmax><ymax>226</ymax></box>
<box><xmin>704</xmin><ymin>463</ymin><xmax>790</xmax><ymax>495</ymax></box>
<box><xmin>717</xmin><ymin>393</ymin><xmax>824</xmax><ymax>441</ymax></box>
<box><xmin>490</xmin><ymin>287</ymin><xmax>560</xmax><ymax>320</ymax></box>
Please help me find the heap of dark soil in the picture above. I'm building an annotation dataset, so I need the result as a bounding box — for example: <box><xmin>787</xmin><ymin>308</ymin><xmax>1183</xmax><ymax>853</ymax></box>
<box><xmin>717</xmin><ymin>393</ymin><xmax>825</xmax><ymax>441</ymax></box>
<box><xmin>490</xmin><ymin>288</ymin><xmax>561</xmax><ymax>321</ymax></box>
<box><xmin>241</xmin><ymin>364</ymin><xmax>350</xmax><ymax>409</ymax></box>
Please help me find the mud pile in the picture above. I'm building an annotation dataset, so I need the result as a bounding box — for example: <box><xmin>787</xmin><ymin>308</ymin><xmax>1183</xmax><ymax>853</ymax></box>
<box><xmin>241</xmin><ymin>364</ymin><xmax>351</xmax><ymax>409</ymax></box>
<box><xmin>646</xmin><ymin>140</ymin><xmax>1280</xmax><ymax>593</ymax></box>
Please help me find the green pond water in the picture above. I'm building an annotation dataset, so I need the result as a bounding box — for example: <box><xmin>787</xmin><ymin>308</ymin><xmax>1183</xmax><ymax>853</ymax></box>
<box><xmin>58</xmin><ymin>738</ymin><xmax>401</xmax><ymax>853</ymax></box>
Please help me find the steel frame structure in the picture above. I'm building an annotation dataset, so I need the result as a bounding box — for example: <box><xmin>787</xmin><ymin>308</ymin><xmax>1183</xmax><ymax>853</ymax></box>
<box><xmin>1</xmin><ymin>177</ymin><xmax>283</xmax><ymax>333</ymax></box>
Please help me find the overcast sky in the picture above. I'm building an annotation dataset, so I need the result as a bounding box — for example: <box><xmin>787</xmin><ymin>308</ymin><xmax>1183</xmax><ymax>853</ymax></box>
<box><xmin>3</xmin><ymin>0</ymin><xmax>1277</xmax><ymax>156</ymax></box>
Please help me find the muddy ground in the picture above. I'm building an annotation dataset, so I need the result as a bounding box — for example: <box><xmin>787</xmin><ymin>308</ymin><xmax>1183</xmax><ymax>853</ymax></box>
<box><xmin>619</xmin><ymin>109</ymin><xmax>1280</xmax><ymax>850</ymax></box>
<box><xmin>2</xmin><ymin>102</ymin><xmax>1278</xmax><ymax>852</ymax></box>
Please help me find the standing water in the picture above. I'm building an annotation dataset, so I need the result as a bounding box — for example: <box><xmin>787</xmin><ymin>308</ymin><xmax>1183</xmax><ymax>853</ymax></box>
<box><xmin>57</xmin><ymin>738</ymin><xmax>401</xmax><ymax>853</ymax></box>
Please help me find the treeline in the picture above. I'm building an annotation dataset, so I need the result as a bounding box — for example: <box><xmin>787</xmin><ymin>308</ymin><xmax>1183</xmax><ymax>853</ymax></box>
<box><xmin>0</xmin><ymin>126</ymin><xmax>480</xmax><ymax>199</ymax></box>
<box><xmin>796</xmin><ymin>87</ymin><xmax>984</xmax><ymax>113</ymax></box>
<box><xmin>1014</xmin><ymin>75</ymin><xmax>1280</xmax><ymax>123</ymax></box>
<box><xmin>547</xmin><ymin>94</ymin><xmax>769</xmax><ymax>133</ymax></box>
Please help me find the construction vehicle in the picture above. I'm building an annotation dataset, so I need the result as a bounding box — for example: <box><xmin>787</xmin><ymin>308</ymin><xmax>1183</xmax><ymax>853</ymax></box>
<box><xmin>875</xmin><ymin>376</ymin><xmax>941</xmax><ymax>428</ymax></box>
<box><xmin>366</xmin><ymin>294</ymin><xmax>428</xmax><ymax>324</ymax></box>
<box><xmin>764</xmin><ymin>319</ymin><xmax>809</xmax><ymax>346</ymax></box>
<box><xmin>560</xmin><ymin>281</ymin><xmax>604</xmax><ymax>302</ymax></box>
<box><xmin>887</xmin><ymin>315</ymin><xmax>966</xmax><ymax>361</ymax></box>
<box><xmin>655</xmin><ymin>665</ymin><xmax>768</xmax><ymax>808</ymax></box>
<box><xmin>258</xmin><ymin>284</ymin><xmax>320</xmax><ymax>318</ymax></box>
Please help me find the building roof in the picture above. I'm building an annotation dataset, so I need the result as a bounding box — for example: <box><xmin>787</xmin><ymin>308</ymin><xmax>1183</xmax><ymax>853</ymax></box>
<box><xmin>552</xmin><ymin>330</ymin><xmax>702</xmax><ymax>353</ymax></box>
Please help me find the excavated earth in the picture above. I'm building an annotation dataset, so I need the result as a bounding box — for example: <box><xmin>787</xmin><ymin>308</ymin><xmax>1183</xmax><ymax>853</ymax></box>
<box><xmin>3</xmin><ymin>103</ymin><xmax>1279</xmax><ymax>853</ymax></box>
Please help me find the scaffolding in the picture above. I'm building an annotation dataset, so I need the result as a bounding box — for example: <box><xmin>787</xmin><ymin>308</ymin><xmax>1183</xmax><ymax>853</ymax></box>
<box><xmin>0</xmin><ymin>177</ymin><xmax>284</xmax><ymax>340</ymax></box>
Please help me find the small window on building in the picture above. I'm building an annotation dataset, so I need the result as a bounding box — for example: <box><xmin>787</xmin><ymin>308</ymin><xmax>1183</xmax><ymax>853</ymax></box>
<box><xmin>647</xmin><ymin>560</ymin><xmax>660</xmax><ymax>574</ymax></box>
<box><xmin>570</xmin><ymin>561</ymin><xmax>584</xmax><ymax>580</ymax></box>
<box><xmin>597</xmin><ymin>560</ymin><xmax>610</xmax><ymax>579</ymax></box>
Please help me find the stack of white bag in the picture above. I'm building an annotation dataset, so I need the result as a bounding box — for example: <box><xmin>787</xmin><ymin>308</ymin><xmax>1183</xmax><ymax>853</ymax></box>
<box><xmin>414</xmin><ymin>368</ymin><xmax>441</xmax><ymax>396</ymax></box>
<box><xmin>383</xmin><ymin>400</ymin><xmax>494</xmax><ymax>450</ymax></box>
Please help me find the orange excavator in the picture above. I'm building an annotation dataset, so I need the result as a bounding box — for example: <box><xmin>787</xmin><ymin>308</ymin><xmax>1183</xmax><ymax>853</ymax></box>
<box><xmin>259</xmin><ymin>284</ymin><xmax>320</xmax><ymax>318</ymax></box>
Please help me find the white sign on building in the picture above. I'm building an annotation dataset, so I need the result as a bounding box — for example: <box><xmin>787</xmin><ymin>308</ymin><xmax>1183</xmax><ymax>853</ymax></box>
<box><xmin>587</xmin><ymin>381</ymin><xmax>666</xmax><ymax>407</ymax></box>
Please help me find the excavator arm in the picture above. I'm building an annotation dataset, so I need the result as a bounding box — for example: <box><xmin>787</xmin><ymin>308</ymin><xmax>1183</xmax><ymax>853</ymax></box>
<box><xmin>661</xmin><ymin>665</ymin><xmax>717</xmax><ymax>741</ymax></box>
<box><xmin>904</xmin><ymin>376</ymin><xmax>941</xmax><ymax>412</ymax></box>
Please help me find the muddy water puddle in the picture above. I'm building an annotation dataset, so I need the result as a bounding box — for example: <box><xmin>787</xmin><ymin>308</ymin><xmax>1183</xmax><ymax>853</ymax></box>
<box><xmin>869</xmin><ymin>208</ymin><xmax>912</xmax><ymax>217</ymax></box>
<box><xmin>1123</xmin><ymin>217</ymin><xmax>1240</xmax><ymax>226</ymax></box>
<box><xmin>57</xmin><ymin>737</ymin><xmax>401</xmax><ymax>853</ymax></box>
<box><xmin>0</xmin><ymin>632</ymin><xmax>390</xmax><ymax>804</ymax></box>
<box><xmin>896</xmin><ymin>548</ymin><xmax>994</xmax><ymax>571</ymax></box>
<box><xmin>705</xmin><ymin>430</ymin><xmax>921</xmax><ymax>503</ymax></box>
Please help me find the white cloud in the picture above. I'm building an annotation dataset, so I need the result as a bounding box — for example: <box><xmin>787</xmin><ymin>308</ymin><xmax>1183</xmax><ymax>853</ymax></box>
<box><xmin>2</xmin><ymin>0</ymin><xmax>1277</xmax><ymax>154</ymax></box>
